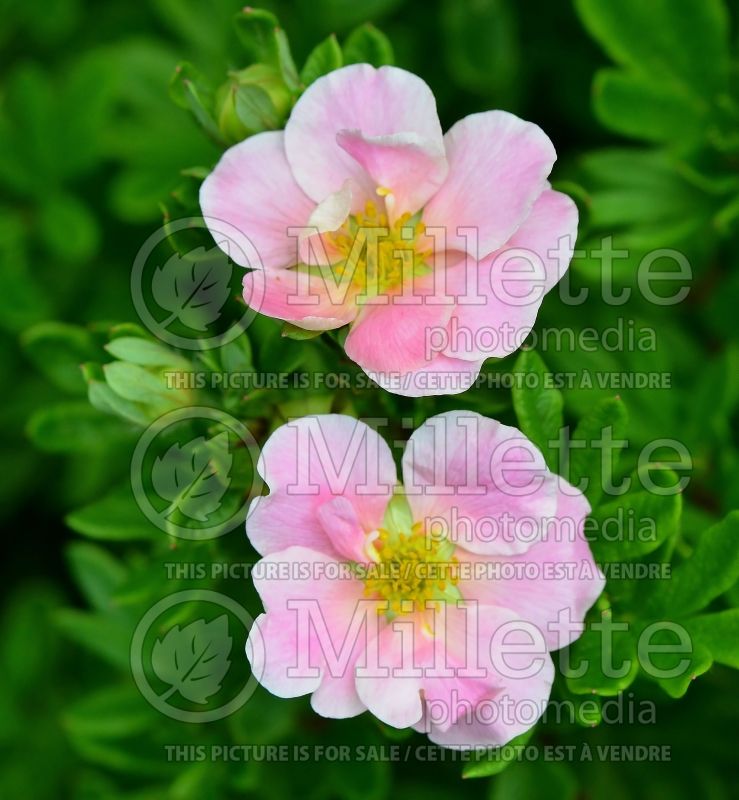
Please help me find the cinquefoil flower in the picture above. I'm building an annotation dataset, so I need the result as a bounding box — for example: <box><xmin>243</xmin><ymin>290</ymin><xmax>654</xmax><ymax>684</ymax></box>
<box><xmin>201</xmin><ymin>65</ymin><xmax>577</xmax><ymax>396</ymax></box>
<box><xmin>245</xmin><ymin>412</ymin><xmax>603</xmax><ymax>748</ymax></box>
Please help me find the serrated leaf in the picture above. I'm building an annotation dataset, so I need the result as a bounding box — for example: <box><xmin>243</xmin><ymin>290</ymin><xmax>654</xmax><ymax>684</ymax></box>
<box><xmin>575</xmin><ymin>0</ymin><xmax>729</xmax><ymax>95</ymax></box>
<box><xmin>511</xmin><ymin>350</ymin><xmax>563</xmax><ymax>471</ymax></box>
<box><xmin>588</xmin><ymin>469</ymin><xmax>681</xmax><ymax>562</ymax></box>
<box><xmin>151</xmin><ymin>616</ymin><xmax>232</xmax><ymax>704</ymax></box>
<box><xmin>640</xmin><ymin>511</ymin><xmax>739</xmax><ymax>617</ymax></box>
<box><xmin>568</xmin><ymin>396</ymin><xmax>627</xmax><ymax>507</ymax></box>
<box><xmin>151</xmin><ymin>432</ymin><xmax>232</xmax><ymax>522</ymax></box>
<box><xmin>593</xmin><ymin>68</ymin><xmax>707</xmax><ymax>144</ymax></box>
<box><xmin>151</xmin><ymin>247</ymin><xmax>232</xmax><ymax>332</ymax></box>
<box><xmin>300</xmin><ymin>34</ymin><xmax>343</xmax><ymax>87</ymax></box>
<box><xmin>684</xmin><ymin>609</ymin><xmax>739</xmax><ymax>669</ymax></box>
<box><xmin>565</xmin><ymin>617</ymin><xmax>639</xmax><ymax>696</ymax></box>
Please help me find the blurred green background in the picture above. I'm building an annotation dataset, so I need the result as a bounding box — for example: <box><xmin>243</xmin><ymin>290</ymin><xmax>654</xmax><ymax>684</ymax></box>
<box><xmin>2</xmin><ymin>0</ymin><xmax>739</xmax><ymax>797</ymax></box>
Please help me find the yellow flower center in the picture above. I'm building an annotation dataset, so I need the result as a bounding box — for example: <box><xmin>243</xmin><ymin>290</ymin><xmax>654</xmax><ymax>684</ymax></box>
<box><xmin>363</xmin><ymin>521</ymin><xmax>459</xmax><ymax>616</ymax></box>
<box><xmin>327</xmin><ymin>200</ymin><xmax>432</xmax><ymax>296</ymax></box>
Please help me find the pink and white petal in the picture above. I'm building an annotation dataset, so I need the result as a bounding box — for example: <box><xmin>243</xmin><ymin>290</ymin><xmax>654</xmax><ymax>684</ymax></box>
<box><xmin>336</xmin><ymin>130</ymin><xmax>448</xmax><ymax>218</ymax></box>
<box><xmin>246</xmin><ymin>546</ymin><xmax>369</xmax><ymax>717</ymax></box>
<box><xmin>422</xmin><ymin>111</ymin><xmax>556</xmax><ymax>260</ymax></box>
<box><xmin>243</xmin><ymin>266</ymin><xmax>359</xmax><ymax>331</ymax></box>
<box><xmin>457</xmin><ymin>477</ymin><xmax>605</xmax><ymax>649</ymax></box>
<box><xmin>508</xmin><ymin>187</ymin><xmax>578</xmax><ymax>294</ymax></box>
<box><xmin>284</xmin><ymin>64</ymin><xmax>444</xmax><ymax>211</ymax></box>
<box><xmin>423</xmin><ymin>654</ymin><xmax>555</xmax><ymax>749</ymax></box>
<box><xmin>439</xmin><ymin>188</ymin><xmax>578</xmax><ymax>360</ymax></box>
<box><xmin>246</xmin><ymin>415</ymin><xmax>398</xmax><ymax>558</ymax></box>
<box><xmin>401</xmin><ymin>411</ymin><xmax>557</xmax><ymax>557</ymax></box>
<box><xmin>344</xmin><ymin>273</ymin><xmax>456</xmax><ymax>375</ymax></box>
<box><xmin>441</xmin><ymin>253</ymin><xmax>543</xmax><ymax>361</ymax></box>
<box><xmin>317</xmin><ymin>496</ymin><xmax>379</xmax><ymax>564</ymax></box>
<box><xmin>365</xmin><ymin>352</ymin><xmax>485</xmax><ymax>398</ymax></box>
<box><xmin>200</xmin><ymin>131</ymin><xmax>314</xmax><ymax>270</ymax></box>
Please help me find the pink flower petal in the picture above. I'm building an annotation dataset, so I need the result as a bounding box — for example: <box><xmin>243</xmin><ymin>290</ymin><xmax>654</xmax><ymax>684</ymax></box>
<box><xmin>246</xmin><ymin>415</ymin><xmax>397</xmax><ymax>558</ymax></box>
<box><xmin>356</xmin><ymin>603</ymin><xmax>553</xmax><ymax>741</ymax></box>
<box><xmin>439</xmin><ymin>188</ymin><xmax>578</xmax><ymax>360</ymax></box>
<box><xmin>317</xmin><ymin>496</ymin><xmax>378</xmax><ymax>563</ymax></box>
<box><xmin>242</xmin><ymin>266</ymin><xmax>359</xmax><ymax>331</ymax></box>
<box><xmin>336</xmin><ymin>129</ymin><xmax>448</xmax><ymax>218</ymax></box>
<box><xmin>284</xmin><ymin>64</ymin><xmax>444</xmax><ymax>213</ymax></box>
<box><xmin>344</xmin><ymin>273</ymin><xmax>455</xmax><ymax>375</ymax></box>
<box><xmin>246</xmin><ymin>546</ymin><xmax>369</xmax><ymax>717</ymax></box>
<box><xmin>423</xmin><ymin>111</ymin><xmax>556</xmax><ymax>259</ymax></box>
<box><xmin>199</xmin><ymin>131</ymin><xmax>314</xmax><ymax>270</ymax></box>
<box><xmin>364</xmin><ymin>352</ymin><xmax>486</xmax><ymax>398</ymax></box>
<box><xmin>401</xmin><ymin>411</ymin><xmax>557</xmax><ymax>556</ymax></box>
<box><xmin>457</xmin><ymin>478</ymin><xmax>605</xmax><ymax>649</ymax></box>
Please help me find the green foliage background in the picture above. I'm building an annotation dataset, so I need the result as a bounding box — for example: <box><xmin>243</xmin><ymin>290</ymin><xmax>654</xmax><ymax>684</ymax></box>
<box><xmin>2</xmin><ymin>0</ymin><xmax>739</xmax><ymax>797</ymax></box>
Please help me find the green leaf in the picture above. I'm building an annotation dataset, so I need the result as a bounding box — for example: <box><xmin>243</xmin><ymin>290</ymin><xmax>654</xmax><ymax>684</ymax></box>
<box><xmin>684</xmin><ymin>609</ymin><xmax>739</xmax><ymax>669</ymax></box>
<box><xmin>63</xmin><ymin>684</ymin><xmax>155</xmax><ymax>740</ymax></box>
<box><xmin>568</xmin><ymin>396</ymin><xmax>627</xmax><ymax>507</ymax></box>
<box><xmin>640</xmin><ymin>511</ymin><xmax>739</xmax><ymax>617</ymax></box>
<box><xmin>343</xmin><ymin>24</ymin><xmax>394</xmax><ymax>67</ymax></box>
<box><xmin>575</xmin><ymin>0</ymin><xmax>729</xmax><ymax>95</ymax></box>
<box><xmin>440</xmin><ymin>0</ymin><xmax>518</xmax><ymax>100</ymax></box>
<box><xmin>233</xmin><ymin>84</ymin><xmax>280</xmax><ymax>132</ymax></box>
<box><xmin>233</xmin><ymin>7</ymin><xmax>281</xmax><ymax>63</ymax></box>
<box><xmin>565</xmin><ymin>615</ymin><xmax>639</xmax><ymax>696</ymax></box>
<box><xmin>152</xmin><ymin>616</ymin><xmax>232</xmax><ymax>703</ymax></box>
<box><xmin>280</xmin><ymin>321</ymin><xmax>323</xmax><ymax>341</ymax></box>
<box><xmin>66</xmin><ymin>542</ymin><xmax>127</xmax><ymax>613</ymax></box>
<box><xmin>105</xmin><ymin>337</ymin><xmax>189</xmax><ymax>368</ymax></box>
<box><xmin>593</xmin><ymin>69</ymin><xmax>707</xmax><ymax>144</ymax></box>
<box><xmin>53</xmin><ymin>609</ymin><xmax>131</xmax><ymax>669</ymax></box>
<box><xmin>66</xmin><ymin>484</ymin><xmax>159</xmax><ymax>541</ymax></box>
<box><xmin>26</xmin><ymin>402</ymin><xmax>130</xmax><ymax>453</ymax></box>
<box><xmin>38</xmin><ymin>193</ymin><xmax>99</xmax><ymax>262</ymax></box>
<box><xmin>21</xmin><ymin>321</ymin><xmax>96</xmax><ymax>394</ymax></box>
<box><xmin>169</xmin><ymin>62</ymin><xmax>223</xmax><ymax>145</ymax></box>
<box><xmin>588</xmin><ymin>469</ymin><xmax>681</xmax><ymax>562</ymax></box>
<box><xmin>300</xmin><ymin>34</ymin><xmax>343</xmax><ymax>87</ymax></box>
<box><xmin>233</xmin><ymin>8</ymin><xmax>299</xmax><ymax>91</ymax></box>
<box><xmin>103</xmin><ymin>362</ymin><xmax>171</xmax><ymax>406</ymax></box>
<box><xmin>462</xmin><ymin>728</ymin><xmax>535</xmax><ymax>779</ymax></box>
<box><xmin>489</xmin><ymin>760</ymin><xmax>578</xmax><ymax>799</ymax></box>
<box><xmin>511</xmin><ymin>350</ymin><xmax>563</xmax><ymax>471</ymax></box>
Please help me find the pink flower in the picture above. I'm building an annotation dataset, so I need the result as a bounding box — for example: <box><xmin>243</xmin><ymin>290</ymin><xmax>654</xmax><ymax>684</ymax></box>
<box><xmin>245</xmin><ymin>412</ymin><xmax>604</xmax><ymax>748</ymax></box>
<box><xmin>200</xmin><ymin>64</ymin><xmax>577</xmax><ymax>396</ymax></box>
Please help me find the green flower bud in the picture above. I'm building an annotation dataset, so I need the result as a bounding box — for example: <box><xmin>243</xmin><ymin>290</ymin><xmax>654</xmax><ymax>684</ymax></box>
<box><xmin>215</xmin><ymin>64</ymin><xmax>292</xmax><ymax>144</ymax></box>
